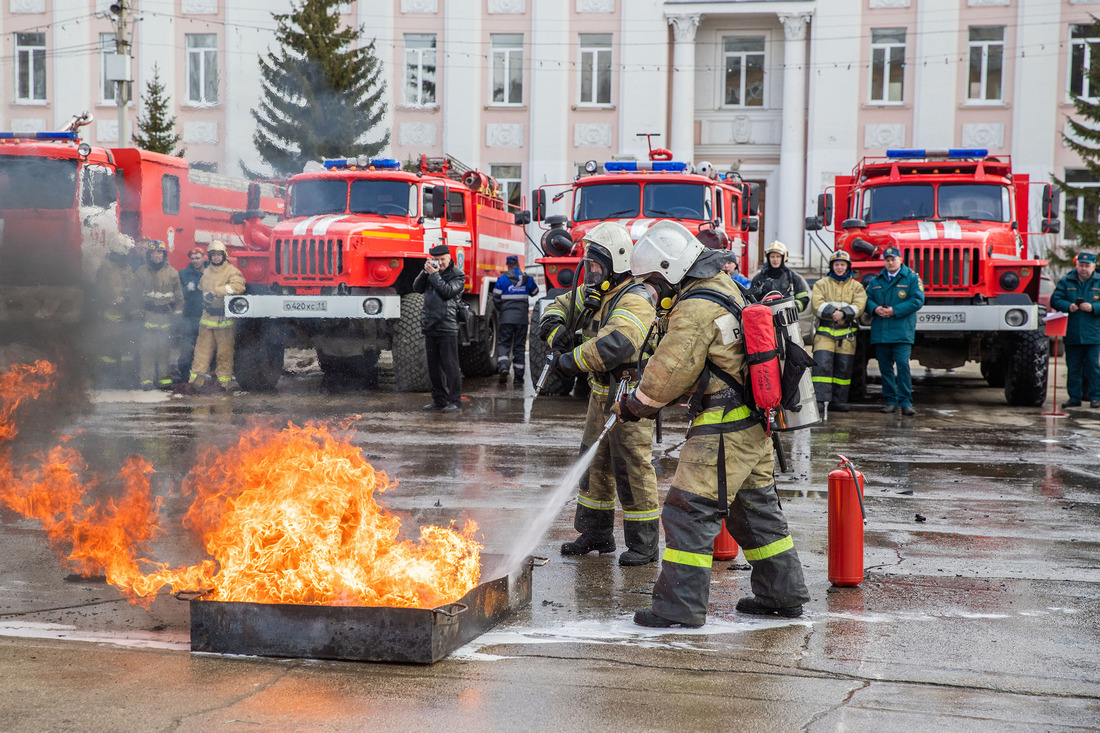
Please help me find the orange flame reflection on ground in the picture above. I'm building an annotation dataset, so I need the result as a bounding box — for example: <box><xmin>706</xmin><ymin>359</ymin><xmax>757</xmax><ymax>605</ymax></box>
<box><xmin>0</xmin><ymin>362</ymin><xmax>481</xmax><ymax>609</ymax></box>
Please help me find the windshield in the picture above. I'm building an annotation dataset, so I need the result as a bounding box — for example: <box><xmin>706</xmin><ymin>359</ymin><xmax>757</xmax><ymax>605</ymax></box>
<box><xmin>938</xmin><ymin>184</ymin><xmax>1011</xmax><ymax>222</ymax></box>
<box><xmin>643</xmin><ymin>183</ymin><xmax>710</xmax><ymax>219</ymax></box>
<box><xmin>350</xmin><ymin>180</ymin><xmax>415</xmax><ymax>217</ymax></box>
<box><xmin>862</xmin><ymin>184</ymin><xmax>934</xmax><ymax>223</ymax></box>
<box><xmin>574</xmin><ymin>183</ymin><xmax>640</xmax><ymax>221</ymax></box>
<box><xmin>288</xmin><ymin>179</ymin><xmax>348</xmax><ymax>217</ymax></box>
<box><xmin>0</xmin><ymin>156</ymin><xmax>79</xmax><ymax>210</ymax></box>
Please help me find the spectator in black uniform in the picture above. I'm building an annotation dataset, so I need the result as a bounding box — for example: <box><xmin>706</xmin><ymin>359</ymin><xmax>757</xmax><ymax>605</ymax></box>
<box><xmin>414</xmin><ymin>244</ymin><xmax>466</xmax><ymax>413</ymax></box>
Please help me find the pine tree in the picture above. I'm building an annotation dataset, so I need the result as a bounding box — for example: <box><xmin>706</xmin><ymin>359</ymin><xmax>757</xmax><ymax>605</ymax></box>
<box><xmin>249</xmin><ymin>0</ymin><xmax>389</xmax><ymax>178</ymax></box>
<box><xmin>132</xmin><ymin>64</ymin><xmax>185</xmax><ymax>157</ymax></box>
<box><xmin>1055</xmin><ymin>15</ymin><xmax>1100</xmax><ymax>266</ymax></box>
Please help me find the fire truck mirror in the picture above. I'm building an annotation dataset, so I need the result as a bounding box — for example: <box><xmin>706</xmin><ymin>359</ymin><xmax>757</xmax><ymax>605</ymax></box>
<box><xmin>805</xmin><ymin>216</ymin><xmax>822</xmax><ymax>232</ymax></box>
<box><xmin>1042</xmin><ymin>218</ymin><xmax>1061</xmax><ymax>235</ymax></box>
<box><xmin>818</xmin><ymin>193</ymin><xmax>833</xmax><ymax>224</ymax></box>
<box><xmin>842</xmin><ymin>218</ymin><xmax>867</xmax><ymax>230</ymax></box>
<box><xmin>514</xmin><ymin>210</ymin><xmax>531</xmax><ymax>226</ymax></box>
<box><xmin>1042</xmin><ymin>186</ymin><xmax>1061</xmax><ymax>220</ymax></box>
<box><xmin>741</xmin><ymin>216</ymin><xmax>759</xmax><ymax>233</ymax></box>
<box><xmin>246</xmin><ymin>182</ymin><xmax>261</xmax><ymax>212</ymax></box>
<box><xmin>744</xmin><ymin>183</ymin><xmax>760</xmax><ymax>216</ymax></box>
<box><xmin>532</xmin><ymin>188</ymin><xmax>546</xmax><ymax>221</ymax></box>
<box><xmin>431</xmin><ymin>186</ymin><xmax>448</xmax><ymax>220</ymax></box>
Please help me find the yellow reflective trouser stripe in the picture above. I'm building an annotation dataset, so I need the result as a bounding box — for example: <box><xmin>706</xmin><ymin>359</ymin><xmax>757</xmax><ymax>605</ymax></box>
<box><xmin>742</xmin><ymin>535</ymin><xmax>794</xmax><ymax>562</ymax></box>
<box><xmin>99</xmin><ymin>356</ymin><xmax>117</xmax><ymax>364</ymax></box>
<box><xmin>199</xmin><ymin>318</ymin><xmax>233</xmax><ymax>328</ymax></box>
<box><xmin>105</xmin><ymin>314</ymin><xmax>123</xmax><ymax>323</ymax></box>
<box><xmin>144</xmin><ymin>322</ymin><xmax>171</xmax><ymax>329</ymax></box>
<box><xmin>609</xmin><ymin>307</ymin><xmax>646</xmax><ymax>335</ymax></box>
<box><xmin>623</xmin><ymin>509</ymin><xmax>660</xmax><ymax>521</ymax></box>
<box><xmin>690</xmin><ymin>405</ymin><xmax>751</xmax><ymax>427</ymax></box>
<box><xmin>578</xmin><ymin>496</ymin><xmax>616</xmax><ymax>511</ymax></box>
<box><xmin>662</xmin><ymin>548</ymin><xmax>713</xmax><ymax>568</ymax></box>
<box><xmin>590</xmin><ymin>382</ymin><xmax>610</xmax><ymax>397</ymax></box>
<box><xmin>812</xmin><ymin>376</ymin><xmax>851</xmax><ymax>385</ymax></box>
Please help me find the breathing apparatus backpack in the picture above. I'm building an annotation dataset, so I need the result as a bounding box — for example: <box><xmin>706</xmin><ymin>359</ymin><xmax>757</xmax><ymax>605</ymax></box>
<box><xmin>678</xmin><ymin>288</ymin><xmax>819</xmax><ymax>431</ymax></box>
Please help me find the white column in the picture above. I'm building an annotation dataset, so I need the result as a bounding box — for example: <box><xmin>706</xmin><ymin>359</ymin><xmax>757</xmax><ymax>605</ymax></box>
<box><xmin>53</xmin><ymin>0</ymin><xmax>89</xmax><ymax>131</ymax></box>
<box><xmin>777</xmin><ymin>12</ymin><xmax>811</xmax><ymax>266</ymax></box>
<box><xmin>358</xmin><ymin>0</ymin><xmax>395</xmax><ymax>158</ymax></box>
<box><xmin>618</xmin><ymin>2</ymin><xmax>668</xmax><ymax>160</ymax></box>
<box><xmin>528</xmin><ymin>1</ymin><xmax>569</xmax><ymax>228</ymax></box>
<box><xmin>667</xmin><ymin>14</ymin><xmax>699</xmax><ymax>163</ymax></box>
<box><xmin>912</xmin><ymin>0</ymin><xmax>958</xmax><ymax>148</ymax></box>
<box><xmin>442</xmin><ymin>0</ymin><xmax>481</xmax><ymax>166</ymax></box>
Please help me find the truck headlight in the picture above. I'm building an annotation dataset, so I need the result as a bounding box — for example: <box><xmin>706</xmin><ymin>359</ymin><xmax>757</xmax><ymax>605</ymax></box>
<box><xmin>362</xmin><ymin>298</ymin><xmax>383</xmax><ymax>315</ymax></box>
<box><xmin>227</xmin><ymin>297</ymin><xmax>249</xmax><ymax>315</ymax></box>
<box><xmin>999</xmin><ymin>271</ymin><xmax>1020</xmax><ymax>291</ymax></box>
<box><xmin>1005</xmin><ymin>308</ymin><xmax>1026</xmax><ymax>327</ymax></box>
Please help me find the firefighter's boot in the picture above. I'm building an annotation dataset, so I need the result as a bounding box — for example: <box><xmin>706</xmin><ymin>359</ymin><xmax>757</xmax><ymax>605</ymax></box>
<box><xmin>618</xmin><ymin>519</ymin><xmax>659</xmax><ymax>566</ymax></box>
<box><xmin>497</xmin><ymin>357</ymin><xmax>509</xmax><ymax>383</ymax></box>
<box><xmin>561</xmin><ymin>502</ymin><xmax>615</xmax><ymax>556</ymax></box>
<box><xmin>560</xmin><ymin>534</ymin><xmax>615</xmax><ymax>555</ymax></box>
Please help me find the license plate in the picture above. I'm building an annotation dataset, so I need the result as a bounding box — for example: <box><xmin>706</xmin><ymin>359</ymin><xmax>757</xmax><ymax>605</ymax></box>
<box><xmin>282</xmin><ymin>299</ymin><xmax>328</xmax><ymax>312</ymax></box>
<box><xmin>918</xmin><ymin>312</ymin><xmax>965</xmax><ymax>324</ymax></box>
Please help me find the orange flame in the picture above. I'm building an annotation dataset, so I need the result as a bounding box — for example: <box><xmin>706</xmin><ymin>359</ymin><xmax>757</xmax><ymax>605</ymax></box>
<box><xmin>0</xmin><ymin>362</ymin><xmax>480</xmax><ymax>609</ymax></box>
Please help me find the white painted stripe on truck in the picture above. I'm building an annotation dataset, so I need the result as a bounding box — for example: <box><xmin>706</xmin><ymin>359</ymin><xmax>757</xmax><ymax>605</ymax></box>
<box><xmin>941</xmin><ymin>221</ymin><xmax>962</xmax><ymax>239</ymax></box>
<box><xmin>293</xmin><ymin>216</ymin><xmax>321</xmax><ymax>236</ymax></box>
<box><xmin>918</xmin><ymin>221</ymin><xmax>938</xmax><ymax>240</ymax></box>
<box><xmin>478</xmin><ymin>233</ymin><xmax>524</xmax><ymax>255</ymax></box>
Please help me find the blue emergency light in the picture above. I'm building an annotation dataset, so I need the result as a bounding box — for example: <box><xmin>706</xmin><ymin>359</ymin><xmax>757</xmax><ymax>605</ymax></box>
<box><xmin>603</xmin><ymin>160</ymin><xmax>688</xmax><ymax>173</ymax></box>
<box><xmin>323</xmin><ymin>157</ymin><xmax>401</xmax><ymax>170</ymax></box>
<box><xmin>886</xmin><ymin>148</ymin><xmax>988</xmax><ymax>159</ymax></box>
<box><xmin>0</xmin><ymin>131</ymin><xmax>79</xmax><ymax>140</ymax></box>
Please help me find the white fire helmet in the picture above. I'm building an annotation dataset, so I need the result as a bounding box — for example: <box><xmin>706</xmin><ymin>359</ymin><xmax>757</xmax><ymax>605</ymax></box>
<box><xmin>629</xmin><ymin>220</ymin><xmax>705</xmax><ymax>286</ymax></box>
<box><xmin>581</xmin><ymin>222</ymin><xmax>633</xmax><ymax>288</ymax></box>
<box><xmin>107</xmin><ymin>232</ymin><xmax>135</xmax><ymax>256</ymax></box>
<box><xmin>764</xmin><ymin>240</ymin><xmax>788</xmax><ymax>264</ymax></box>
<box><xmin>207</xmin><ymin>240</ymin><xmax>228</xmax><ymax>255</ymax></box>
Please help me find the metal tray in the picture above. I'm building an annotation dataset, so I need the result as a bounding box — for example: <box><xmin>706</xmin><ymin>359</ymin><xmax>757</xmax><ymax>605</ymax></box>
<box><xmin>187</xmin><ymin>554</ymin><xmax>539</xmax><ymax>664</ymax></box>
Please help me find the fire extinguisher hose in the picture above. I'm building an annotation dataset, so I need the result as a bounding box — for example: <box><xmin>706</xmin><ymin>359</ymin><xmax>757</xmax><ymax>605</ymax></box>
<box><xmin>836</xmin><ymin>454</ymin><xmax>866</xmax><ymax>522</ymax></box>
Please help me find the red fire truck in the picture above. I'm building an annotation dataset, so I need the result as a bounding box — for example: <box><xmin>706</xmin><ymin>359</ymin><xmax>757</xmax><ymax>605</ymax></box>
<box><xmin>226</xmin><ymin>154</ymin><xmax>528</xmax><ymax>392</ymax></box>
<box><xmin>806</xmin><ymin>148</ymin><xmax>1060</xmax><ymax>406</ymax></box>
<box><xmin>0</xmin><ymin>119</ymin><xmax>279</xmax><ymax>368</ymax></box>
<box><xmin>528</xmin><ymin>151</ymin><xmax>760</xmax><ymax>394</ymax></box>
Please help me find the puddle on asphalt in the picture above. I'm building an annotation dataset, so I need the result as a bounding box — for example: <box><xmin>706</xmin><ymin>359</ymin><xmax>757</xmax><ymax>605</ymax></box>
<box><xmin>0</xmin><ymin>620</ymin><xmax>189</xmax><ymax>650</ymax></box>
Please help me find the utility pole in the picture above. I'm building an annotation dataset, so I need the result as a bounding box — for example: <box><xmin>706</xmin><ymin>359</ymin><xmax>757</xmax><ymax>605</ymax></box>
<box><xmin>112</xmin><ymin>0</ymin><xmax>131</xmax><ymax>147</ymax></box>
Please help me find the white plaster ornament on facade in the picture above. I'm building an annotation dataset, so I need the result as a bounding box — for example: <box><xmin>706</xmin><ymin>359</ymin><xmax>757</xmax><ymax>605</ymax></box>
<box><xmin>961</xmin><ymin>123</ymin><xmax>1004</xmax><ymax>149</ymax></box>
<box><xmin>486</xmin><ymin>123</ymin><xmax>523</xmax><ymax>147</ymax></box>
<box><xmin>488</xmin><ymin>0</ymin><xmax>524</xmax><ymax>13</ymax></box>
<box><xmin>401</xmin><ymin>0</ymin><xmax>438</xmax><ymax>13</ymax></box>
<box><xmin>864</xmin><ymin>124</ymin><xmax>906</xmax><ymax>150</ymax></box>
<box><xmin>11</xmin><ymin>118</ymin><xmax>45</xmax><ymax>133</ymax></box>
<box><xmin>181</xmin><ymin>0</ymin><xmax>217</xmax><ymax>14</ymax></box>
<box><xmin>400</xmin><ymin>122</ymin><xmax>436</xmax><ymax>147</ymax></box>
<box><xmin>667</xmin><ymin>14</ymin><xmax>700</xmax><ymax>44</ymax></box>
<box><xmin>778</xmin><ymin>12</ymin><xmax>812</xmax><ymax>41</ymax></box>
<box><xmin>183</xmin><ymin>121</ymin><xmax>219</xmax><ymax>145</ymax></box>
<box><xmin>10</xmin><ymin>0</ymin><xmax>45</xmax><ymax>13</ymax></box>
<box><xmin>577</xmin><ymin>0</ymin><xmax>613</xmax><ymax>13</ymax></box>
<box><xmin>574</xmin><ymin>124</ymin><xmax>612</xmax><ymax>148</ymax></box>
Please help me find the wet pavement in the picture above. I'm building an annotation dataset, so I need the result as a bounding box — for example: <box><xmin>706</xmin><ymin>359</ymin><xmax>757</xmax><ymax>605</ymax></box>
<box><xmin>1</xmin><ymin>359</ymin><xmax>1098</xmax><ymax>732</ymax></box>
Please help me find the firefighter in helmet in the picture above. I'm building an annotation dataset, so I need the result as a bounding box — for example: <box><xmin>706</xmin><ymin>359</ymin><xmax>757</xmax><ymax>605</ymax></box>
<box><xmin>810</xmin><ymin>250</ymin><xmax>867</xmax><ymax>412</ymax></box>
<box><xmin>133</xmin><ymin>239</ymin><xmax>184</xmax><ymax>390</ymax></box>
<box><xmin>749</xmin><ymin>240</ymin><xmax>810</xmax><ymax>312</ymax></box>
<box><xmin>92</xmin><ymin>232</ymin><xmax>138</xmax><ymax>388</ymax></box>
<box><xmin>540</xmin><ymin>222</ymin><xmax>661</xmax><ymax>566</ymax></box>
<box><xmin>188</xmin><ymin>240</ymin><xmax>245</xmax><ymax>393</ymax></box>
<box><xmin>616</xmin><ymin>220</ymin><xmax>810</xmax><ymax>627</ymax></box>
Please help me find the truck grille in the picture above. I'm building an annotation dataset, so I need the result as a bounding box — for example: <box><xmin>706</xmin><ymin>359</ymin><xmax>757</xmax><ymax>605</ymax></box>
<box><xmin>275</xmin><ymin>238</ymin><xmax>344</xmax><ymax>278</ymax></box>
<box><xmin>904</xmin><ymin>246</ymin><xmax>981</xmax><ymax>290</ymax></box>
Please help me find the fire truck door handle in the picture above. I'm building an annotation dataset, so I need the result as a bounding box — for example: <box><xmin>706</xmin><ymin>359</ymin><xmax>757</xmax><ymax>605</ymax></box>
<box><xmin>175</xmin><ymin>227</ymin><xmax>184</xmax><ymax>232</ymax></box>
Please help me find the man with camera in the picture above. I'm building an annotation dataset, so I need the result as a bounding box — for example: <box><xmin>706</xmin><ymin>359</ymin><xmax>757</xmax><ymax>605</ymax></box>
<box><xmin>414</xmin><ymin>244</ymin><xmax>466</xmax><ymax>413</ymax></box>
<box><xmin>1051</xmin><ymin>251</ymin><xmax>1100</xmax><ymax>408</ymax></box>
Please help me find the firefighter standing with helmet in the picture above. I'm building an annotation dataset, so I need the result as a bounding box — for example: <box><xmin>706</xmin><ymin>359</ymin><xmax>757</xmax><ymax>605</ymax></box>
<box><xmin>92</xmin><ymin>232</ymin><xmax>139</xmax><ymax>388</ymax></box>
<box><xmin>749</xmin><ymin>240</ymin><xmax>810</xmax><ymax>311</ymax></box>
<box><xmin>540</xmin><ymin>222</ymin><xmax>661</xmax><ymax>566</ymax></box>
<box><xmin>617</xmin><ymin>220</ymin><xmax>810</xmax><ymax>627</ymax></box>
<box><xmin>188</xmin><ymin>240</ymin><xmax>245</xmax><ymax>393</ymax></box>
<box><xmin>810</xmin><ymin>251</ymin><xmax>867</xmax><ymax>412</ymax></box>
<box><xmin>132</xmin><ymin>240</ymin><xmax>183</xmax><ymax>390</ymax></box>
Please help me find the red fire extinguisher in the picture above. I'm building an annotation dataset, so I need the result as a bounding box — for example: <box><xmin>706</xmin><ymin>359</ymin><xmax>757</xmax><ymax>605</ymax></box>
<box><xmin>828</xmin><ymin>454</ymin><xmax>866</xmax><ymax>586</ymax></box>
<box><xmin>713</xmin><ymin>519</ymin><xmax>739</xmax><ymax>560</ymax></box>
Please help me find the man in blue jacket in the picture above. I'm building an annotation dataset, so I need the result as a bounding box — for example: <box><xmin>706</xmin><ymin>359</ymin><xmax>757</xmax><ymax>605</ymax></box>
<box><xmin>866</xmin><ymin>246</ymin><xmax>925</xmax><ymax>415</ymax></box>
<box><xmin>1050</xmin><ymin>251</ymin><xmax>1100</xmax><ymax>408</ymax></box>
<box><xmin>492</xmin><ymin>255</ymin><xmax>539</xmax><ymax>385</ymax></box>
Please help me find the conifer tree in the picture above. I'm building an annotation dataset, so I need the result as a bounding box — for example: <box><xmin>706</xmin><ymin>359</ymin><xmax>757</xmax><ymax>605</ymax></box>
<box><xmin>1055</xmin><ymin>15</ymin><xmax>1100</xmax><ymax>264</ymax></box>
<box><xmin>132</xmin><ymin>64</ymin><xmax>185</xmax><ymax>157</ymax></box>
<box><xmin>249</xmin><ymin>0</ymin><xmax>388</xmax><ymax>178</ymax></box>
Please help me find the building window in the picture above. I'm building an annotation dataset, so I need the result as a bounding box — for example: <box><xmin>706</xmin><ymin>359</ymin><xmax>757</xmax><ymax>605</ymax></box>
<box><xmin>1064</xmin><ymin>169</ymin><xmax>1099</xmax><ymax>240</ymax></box>
<box><xmin>579</xmin><ymin>33</ymin><xmax>612</xmax><ymax>105</ymax></box>
<box><xmin>1070</xmin><ymin>24</ymin><xmax>1100</xmax><ymax>100</ymax></box>
<box><xmin>968</xmin><ymin>26</ymin><xmax>1004</xmax><ymax>102</ymax></box>
<box><xmin>186</xmin><ymin>34</ymin><xmax>218</xmax><ymax>105</ymax></box>
<box><xmin>723</xmin><ymin>36</ymin><xmax>765</xmax><ymax>107</ymax></box>
<box><xmin>405</xmin><ymin>34</ymin><xmax>437</xmax><ymax>106</ymax></box>
<box><xmin>870</xmin><ymin>28</ymin><xmax>905</xmax><ymax>103</ymax></box>
<box><xmin>491</xmin><ymin>164</ymin><xmax>522</xmax><ymax>208</ymax></box>
<box><xmin>491</xmin><ymin>34</ymin><xmax>523</xmax><ymax>105</ymax></box>
<box><xmin>100</xmin><ymin>34</ymin><xmax>118</xmax><ymax>103</ymax></box>
<box><xmin>15</xmin><ymin>32</ymin><xmax>46</xmax><ymax>102</ymax></box>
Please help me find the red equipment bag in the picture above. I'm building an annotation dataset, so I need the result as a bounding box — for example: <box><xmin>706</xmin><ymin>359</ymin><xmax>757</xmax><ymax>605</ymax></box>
<box><xmin>740</xmin><ymin>302</ymin><xmax>782</xmax><ymax>410</ymax></box>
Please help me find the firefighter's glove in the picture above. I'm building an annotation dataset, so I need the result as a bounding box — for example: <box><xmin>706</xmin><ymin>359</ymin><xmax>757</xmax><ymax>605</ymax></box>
<box><xmin>581</xmin><ymin>286</ymin><xmax>603</xmax><ymax>312</ymax></box>
<box><xmin>203</xmin><ymin>292</ymin><xmax>215</xmax><ymax>306</ymax></box>
<box><xmin>538</xmin><ymin>315</ymin><xmax>564</xmax><ymax>343</ymax></box>
<box><xmin>552</xmin><ymin>351</ymin><xmax>582</xmax><ymax>379</ymax></box>
<box><xmin>615</xmin><ymin>392</ymin><xmax>647</xmax><ymax>423</ymax></box>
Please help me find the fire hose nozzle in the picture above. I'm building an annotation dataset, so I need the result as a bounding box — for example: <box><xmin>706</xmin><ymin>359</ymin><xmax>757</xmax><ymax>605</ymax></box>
<box><xmin>534</xmin><ymin>353</ymin><xmax>555</xmax><ymax>395</ymax></box>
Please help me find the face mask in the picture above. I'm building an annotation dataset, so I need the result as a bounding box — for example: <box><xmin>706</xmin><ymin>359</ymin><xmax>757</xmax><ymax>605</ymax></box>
<box><xmin>645</xmin><ymin>279</ymin><xmax>677</xmax><ymax>313</ymax></box>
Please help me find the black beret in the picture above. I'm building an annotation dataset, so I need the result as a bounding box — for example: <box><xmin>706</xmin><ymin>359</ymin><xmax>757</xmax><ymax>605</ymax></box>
<box><xmin>428</xmin><ymin>244</ymin><xmax>450</xmax><ymax>257</ymax></box>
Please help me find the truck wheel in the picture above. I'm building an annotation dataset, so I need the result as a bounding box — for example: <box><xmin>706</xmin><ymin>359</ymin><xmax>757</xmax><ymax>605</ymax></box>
<box><xmin>392</xmin><ymin>292</ymin><xmax>430</xmax><ymax>392</ymax></box>
<box><xmin>1004</xmin><ymin>328</ymin><xmax>1049</xmax><ymax>407</ymax></box>
<box><xmin>318</xmin><ymin>349</ymin><xmax>380</xmax><ymax>390</ymax></box>
<box><xmin>980</xmin><ymin>359</ymin><xmax>1006</xmax><ymax>388</ymax></box>
<box><xmin>459</xmin><ymin>309</ymin><xmax>498</xmax><ymax>378</ymax></box>
<box><xmin>527</xmin><ymin>309</ymin><xmax>573</xmax><ymax>396</ymax></box>
<box><xmin>234</xmin><ymin>321</ymin><xmax>284</xmax><ymax>392</ymax></box>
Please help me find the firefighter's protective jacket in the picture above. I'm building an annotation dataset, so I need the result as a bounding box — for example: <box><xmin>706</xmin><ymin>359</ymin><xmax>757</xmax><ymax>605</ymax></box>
<box><xmin>556</xmin><ymin>279</ymin><xmax>655</xmax><ymax>391</ymax></box>
<box><xmin>811</xmin><ymin>275</ymin><xmax>867</xmax><ymax>341</ymax></box>
<box><xmin>134</xmin><ymin>262</ymin><xmax>184</xmax><ymax>317</ymax></box>
<box><xmin>634</xmin><ymin>273</ymin><xmax>755</xmax><ymax>433</ymax></box>
<box><xmin>749</xmin><ymin>265</ymin><xmax>810</xmax><ymax>312</ymax></box>
<box><xmin>93</xmin><ymin>257</ymin><xmax>135</xmax><ymax>322</ymax></box>
<box><xmin>865</xmin><ymin>264</ymin><xmax>925</xmax><ymax>345</ymax></box>
<box><xmin>1052</xmin><ymin>270</ymin><xmax>1100</xmax><ymax>345</ymax></box>
<box><xmin>198</xmin><ymin>260</ymin><xmax>245</xmax><ymax>326</ymax></box>
<box><xmin>492</xmin><ymin>268</ymin><xmax>538</xmax><ymax>326</ymax></box>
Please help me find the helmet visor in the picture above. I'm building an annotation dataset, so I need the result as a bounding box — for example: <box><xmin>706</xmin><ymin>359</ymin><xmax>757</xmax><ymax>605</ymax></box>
<box><xmin>582</xmin><ymin>245</ymin><xmax>613</xmax><ymax>286</ymax></box>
